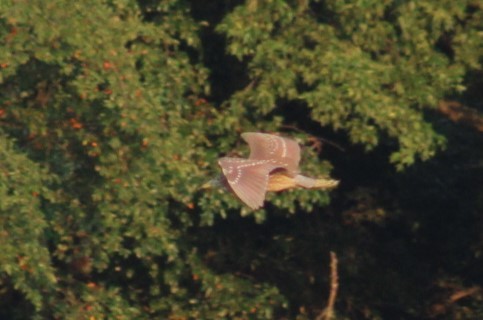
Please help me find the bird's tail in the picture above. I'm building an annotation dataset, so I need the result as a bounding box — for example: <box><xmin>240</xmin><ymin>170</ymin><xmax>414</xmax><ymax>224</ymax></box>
<box><xmin>294</xmin><ymin>175</ymin><xmax>339</xmax><ymax>190</ymax></box>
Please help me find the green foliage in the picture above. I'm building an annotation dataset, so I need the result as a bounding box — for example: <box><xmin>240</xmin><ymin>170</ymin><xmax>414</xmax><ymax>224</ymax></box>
<box><xmin>217</xmin><ymin>0</ymin><xmax>479</xmax><ymax>168</ymax></box>
<box><xmin>0</xmin><ymin>135</ymin><xmax>56</xmax><ymax>311</ymax></box>
<box><xmin>0</xmin><ymin>0</ymin><xmax>481</xmax><ymax>319</ymax></box>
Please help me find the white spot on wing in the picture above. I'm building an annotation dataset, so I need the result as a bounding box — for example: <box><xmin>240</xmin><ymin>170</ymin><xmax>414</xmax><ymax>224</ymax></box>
<box><xmin>280</xmin><ymin>137</ymin><xmax>287</xmax><ymax>158</ymax></box>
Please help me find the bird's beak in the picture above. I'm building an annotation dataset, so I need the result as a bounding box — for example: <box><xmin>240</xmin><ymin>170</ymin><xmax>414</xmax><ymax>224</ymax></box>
<box><xmin>201</xmin><ymin>177</ymin><xmax>222</xmax><ymax>190</ymax></box>
<box><xmin>201</xmin><ymin>181</ymin><xmax>213</xmax><ymax>189</ymax></box>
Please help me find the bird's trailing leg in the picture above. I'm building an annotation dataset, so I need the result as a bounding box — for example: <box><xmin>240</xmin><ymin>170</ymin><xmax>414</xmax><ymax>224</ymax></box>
<box><xmin>294</xmin><ymin>174</ymin><xmax>339</xmax><ymax>190</ymax></box>
<box><xmin>266</xmin><ymin>173</ymin><xmax>339</xmax><ymax>192</ymax></box>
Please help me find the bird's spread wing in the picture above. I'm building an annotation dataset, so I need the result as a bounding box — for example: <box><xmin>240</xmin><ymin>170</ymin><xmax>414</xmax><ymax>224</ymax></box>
<box><xmin>241</xmin><ymin>132</ymin><xmax>301</xmax><ymax>174</ymax></box>
<box><xmin>218</xmin><ymin>158</ymin><xmax>282</xmax><ymax>209</ymax></box>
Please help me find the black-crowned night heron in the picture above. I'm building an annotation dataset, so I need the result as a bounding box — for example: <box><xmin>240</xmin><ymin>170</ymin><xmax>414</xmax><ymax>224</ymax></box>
<box><xmin>205</xmin><ymin>132</ymin><xmax>339</xmax><ymax>209</ymax></box>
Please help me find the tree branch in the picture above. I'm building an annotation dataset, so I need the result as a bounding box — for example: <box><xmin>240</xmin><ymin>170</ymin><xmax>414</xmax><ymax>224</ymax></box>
<box><xmin>316</xmin><ymin>251</ymin><xmax>339</xmax><ymax>320</ymax></box>
<box><xmin>438</xmin><ymin>100</ymin><xmax>483</xmax><ymax>132</ymax></box>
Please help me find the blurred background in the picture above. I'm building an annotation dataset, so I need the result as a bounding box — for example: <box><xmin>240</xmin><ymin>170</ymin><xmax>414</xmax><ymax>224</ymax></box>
<box><xmin>0</xmin><ymin>0</ymin><xmax>482</xmax><ymax>319</ymax></box>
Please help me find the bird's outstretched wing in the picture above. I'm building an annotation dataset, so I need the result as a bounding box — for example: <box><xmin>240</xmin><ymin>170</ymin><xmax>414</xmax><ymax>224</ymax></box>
<box><xmin>218</xmin><ymin>157</ymin><xmax>283</xmax><ymax>209</ymax></box>
<box><xmin>241</xmin><ymin>132</ymin><xmax>301</xmax><ymax>174</ymax></box>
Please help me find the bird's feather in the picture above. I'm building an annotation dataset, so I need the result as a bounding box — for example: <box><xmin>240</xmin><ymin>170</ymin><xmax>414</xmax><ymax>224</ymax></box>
<box><xmin>218</xmin><ymin>158</ymin><xmax>282</xmax><ymax>209</ymax></box>
<box><xmin>241</xmin><ymin>132</ymin><xmax>301</xmax><ymax>174</ymax></box>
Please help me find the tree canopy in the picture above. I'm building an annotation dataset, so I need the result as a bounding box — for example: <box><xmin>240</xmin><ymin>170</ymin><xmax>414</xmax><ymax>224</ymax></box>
<box><xmin>0</xmin><ymin>0</ymin><xmax>482</xmax><ymax>319</ymax></box>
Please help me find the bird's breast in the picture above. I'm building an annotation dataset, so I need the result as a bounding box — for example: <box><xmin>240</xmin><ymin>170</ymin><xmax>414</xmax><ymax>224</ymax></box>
<box><xmin>267</xmin><ymin>172</ymin><xmax>297</xmax><ymax>192</ymax></box>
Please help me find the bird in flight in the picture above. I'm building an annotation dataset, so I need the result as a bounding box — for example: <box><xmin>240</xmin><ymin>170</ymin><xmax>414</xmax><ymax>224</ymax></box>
<box><xmin>204</xmin><ymin>132</ymin><xmax>339</xmax><ymax>209</ymax></box>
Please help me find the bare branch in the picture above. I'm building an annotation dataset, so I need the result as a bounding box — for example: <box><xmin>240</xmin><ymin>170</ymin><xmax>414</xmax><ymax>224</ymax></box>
<box><xmin>280</xmin><ymin>125</ymin><xmax>346</xmax><ymax>152</ymax></box>
<box><xmin>438</xmin><ymin>100</ymin><xmax>483</xmax><ymax>132</ymax></box>
<box><xmin>316</xmin><ymin>251</ymin><xmax>339</xmax><ymax>320</ymax></box>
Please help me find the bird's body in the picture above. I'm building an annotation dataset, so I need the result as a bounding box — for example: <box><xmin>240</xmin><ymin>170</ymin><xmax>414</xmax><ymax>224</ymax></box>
<box><xmin>207</xmin><ymin>132</ymin><xmax>338</xmax><ymax>209</ymax></box>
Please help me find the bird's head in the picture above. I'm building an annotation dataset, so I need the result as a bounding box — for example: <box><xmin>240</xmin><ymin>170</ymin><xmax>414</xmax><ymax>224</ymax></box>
<box><xmin>201</xmin><ymin>175</ymin><xmax>225</xmax><ymax>190</ymax></box>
